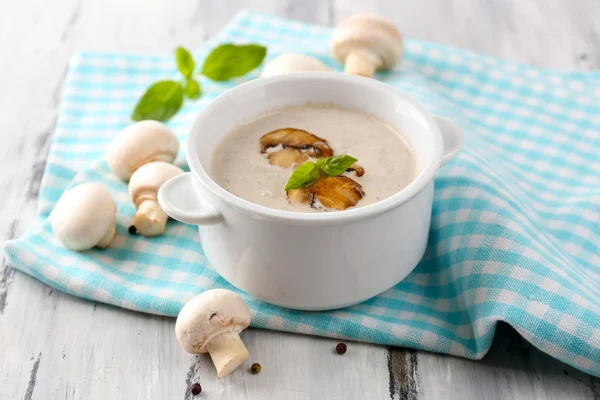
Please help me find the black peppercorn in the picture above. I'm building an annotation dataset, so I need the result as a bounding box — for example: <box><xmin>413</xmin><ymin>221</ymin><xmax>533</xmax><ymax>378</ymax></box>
<box><xmin>250</xmin><ymin>363</ymin><xmax>261</xmax><ymax>374</ymax></box>
<box><xmin>190</xmin><ymin>383</ymin><xmax>202</xmax><ymax>396</ymax></box>
<box><xmin>128</xmin><ymin>225</ymin><xmax>137</xmax><ymax>235</ymax></box>
<box><xmin>336</xmin><ymin>343</ymin><xmax>347</xmax><ymax>355</ymax></box>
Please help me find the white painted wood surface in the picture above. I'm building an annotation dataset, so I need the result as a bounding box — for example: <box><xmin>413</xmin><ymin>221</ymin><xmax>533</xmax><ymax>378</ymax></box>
<box><xmin>1</xmin><ymin>1</ymin><xmax>599</xmax><ymax>399</ymax></box>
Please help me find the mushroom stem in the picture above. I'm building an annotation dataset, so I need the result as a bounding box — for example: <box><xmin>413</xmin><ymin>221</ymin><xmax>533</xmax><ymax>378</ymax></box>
<box><xmin>206</xmin><ymin>331</ymin><xmax>249</xmax><ymax>378</ymax></box>
<box><xmin>96</xmin><ymin>222</ymin><xmax>116</xmax><ymax>249</ymax></box>
<box><xmin>344</xmin><ymin>49</ymin><xmax>380</xmax><ymax>77</ymax></box>
<box><xmin>134</xmin><ymin>199</ymin><xmax>168</xmax><ymax>237</ymax></box>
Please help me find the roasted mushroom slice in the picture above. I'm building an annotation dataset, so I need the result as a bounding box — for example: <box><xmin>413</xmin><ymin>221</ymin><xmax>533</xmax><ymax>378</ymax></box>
<box><xmin>312</xmin><ymin>176</ymin><xmax>364</xmax><ymax>210</ymax></box>
<box><xmin>268</xmin><ymin>148</ymin><xmax>309</xmax><ymax>168</ymax></box>
<box><xmin>260</xmin><ymin>128</ymin><xmax>334</xmax><ymax>158</ymax></box>
<box><xmin>346</xmin><ymin>163</ymin><xmax>364</xmax><ymax>177</ymax></box>
<box><xmin>286</xmin><ymin>186</ymin><xmax>313</xmax><ymax>205</ymax></box>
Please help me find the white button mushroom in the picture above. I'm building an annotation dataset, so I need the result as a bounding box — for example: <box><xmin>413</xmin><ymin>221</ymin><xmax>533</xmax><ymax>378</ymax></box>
<box><xmin>261</xmin><ymin>53</ymin><xmax>329</xmax><ymax>78</ymax></box>
<box><xmin>51</xmin><ymin>183</ymin><xmax>117</xmax><ymax>251</ymax></box>
<box><xmin>331</xmin><ymin>13</ymin><xmax>403</xmax><ymax>78</ymax></box>
<box><xmin>128</xmin><ymin>161</ymin><xmax>183</xmax><ymax>237</ymax></box>
<box><xmin>176</xmin><ymin>289</ymin><xmax>251</xmax><ymax>378</ymax></box>
<box><xmin>107</xmin><ymin>120</ymin><xmax>180</xmax><ymax>181</ymax></box>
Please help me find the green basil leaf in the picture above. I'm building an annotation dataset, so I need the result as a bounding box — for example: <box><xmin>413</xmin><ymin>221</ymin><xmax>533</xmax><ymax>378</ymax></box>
<box><xmin>317</xmin><ymin>155</ymin><xmax>358</xmax><ymax>177</ymax></box>
<box><xmin>184</xmin><ymin>78</ymin><xmax>201</xmax><ymax>100</ymax></box>
<box><xmin>201</xmin><ymin>43</ymin><xmax>267</xmax><ymax>81</ymax></box>
<box><xmin>284</xmin><ymin>161</ymin><xmax>320</xmax><ymax>191</ymax></box>
<box><xmin>176</xmin><ymin>47</ymin><xmax>195</xmax><ymax>79</ymax></box>
<box><xmin>315</xmin><ymin>157</ymin><xmax>326</xmax><ymax>171</ymax></box>
<box><xmin>131</xmin><ymin>80</ymin><xmax>184</xmax><ymax>122</ymax></box>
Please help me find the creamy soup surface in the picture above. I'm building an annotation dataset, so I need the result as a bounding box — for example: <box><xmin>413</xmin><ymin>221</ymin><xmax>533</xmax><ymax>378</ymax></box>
<box><xmin>211</xmin><ymin>104</ymin><xmax>418</xmax><ymax>212</ymax></box>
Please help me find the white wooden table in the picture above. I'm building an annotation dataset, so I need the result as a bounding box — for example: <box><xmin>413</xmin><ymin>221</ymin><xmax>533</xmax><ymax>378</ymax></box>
<box><xmin>1</xmin><ymin>1</ymin><xmax>599</xmax><ymax>399</ymax></box>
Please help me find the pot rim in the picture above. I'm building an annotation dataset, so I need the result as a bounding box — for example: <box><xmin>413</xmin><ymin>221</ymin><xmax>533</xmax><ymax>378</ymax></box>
<box><xmin>186</xmin><ymin>72</ymin><xmax>443</xmax><ymax>224</ymax></box>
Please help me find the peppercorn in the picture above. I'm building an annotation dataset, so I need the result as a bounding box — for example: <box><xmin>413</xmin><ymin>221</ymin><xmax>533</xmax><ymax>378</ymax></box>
<box><xmin>128</xmin><ymin>225</ymin><xmax>137</xmax><ymax>235</ymax></box>
<box><xmin>336</xmin><ymin>343</ymin><xmax>347</xmax><ymax>355</ymax></box>
<box><xmin>190</xmin><ymin>383</ymin><xmax>202</xmax><ymax>396</ymax></box>
<box><xmin>250</xmin><ymin>363</ymin><xmax>261</xmax><ymax>374</ymax></box>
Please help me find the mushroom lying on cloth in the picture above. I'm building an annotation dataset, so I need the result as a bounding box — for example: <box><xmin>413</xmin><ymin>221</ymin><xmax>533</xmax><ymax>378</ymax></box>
<box><xmin>260</xmin><ymin>128</ymin><xmax>334</xmax><ymax>167</ymax></box>
<box><xmin>261</xmin><ymin>53</ymin><xmax>329</xmax><ymax>77</ymax></box>
<box><xmin>128</xmin><ymin>161</ymin><xmax>183</xmax><ymax>237</ymax></box>
<box><xmin>176</xmin><ymin>289</ymin><xmax>251</xmax><ymax>378</ymax></box>
<box><xmin>107</xmin><ymin>120</ymin><xmax>180</xmax><ymax>181</ymax></box>
<box><xmin>287</xmin><ymin>175</ymin><xmax>365</xmax><ymax>211</ymax></box>
<box><xmin>51</xmin><ymin>183</ymin><xmax>117</xmax><ymax>251</ymax></box>
<box><xmin>331</xmin><ymin>13</ymin><xmax>403</xmax><ymax>78</ymax></box>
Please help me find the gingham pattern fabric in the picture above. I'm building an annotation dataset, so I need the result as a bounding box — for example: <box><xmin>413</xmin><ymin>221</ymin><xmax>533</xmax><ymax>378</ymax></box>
<box><xmin>4</xmin><ymin>10</ymin><xmax>600</xmax><ymax>376</ymax></box>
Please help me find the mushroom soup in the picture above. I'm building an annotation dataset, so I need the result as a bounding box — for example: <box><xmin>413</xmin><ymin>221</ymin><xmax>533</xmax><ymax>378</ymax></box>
<box><xmin>211</xmin><ymin>104</ymin><xmax>417</xmax><ymax>212</ymax></box>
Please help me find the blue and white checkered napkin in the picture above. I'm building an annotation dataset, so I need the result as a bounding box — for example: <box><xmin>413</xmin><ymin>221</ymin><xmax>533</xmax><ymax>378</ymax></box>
<box><xmin>4</xmin><ymin>10</ymin><xmax>600</xmax><ymax>376</ymax></box>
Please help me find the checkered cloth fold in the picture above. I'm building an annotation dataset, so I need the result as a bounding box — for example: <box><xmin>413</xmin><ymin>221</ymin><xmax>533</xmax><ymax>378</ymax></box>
<box><xmin>4</xmin><ymin>10</ymin><xmax>600</xmax><ymax>376</ymax></box>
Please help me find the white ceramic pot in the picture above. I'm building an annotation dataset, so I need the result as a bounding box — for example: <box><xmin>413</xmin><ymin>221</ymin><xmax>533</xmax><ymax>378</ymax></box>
<box><xmin>158</xmin><ymin>72</ymin><xmax>463</xmax><ymax>311</ymax></box>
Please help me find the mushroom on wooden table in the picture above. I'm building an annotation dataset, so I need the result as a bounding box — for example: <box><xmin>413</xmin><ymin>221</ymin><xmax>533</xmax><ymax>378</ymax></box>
<box><xmin>107</xmin><ymin>120</ymin><xmax>180</xmax><ymax>181</ymax></box>
<box><xmin>331</xmin><ymin>13</ymin><xmax>403</xmax><ymax>78</ymax></box>
<box><xmin>261</xmin><ymin>53</ymin><xmax>329</xmax><ymax>77</ymax></box>
<box><xmin>51</xmin><ymin>183</ymin><xmax>117</xmax><ymax>251</ymax></box>
<box><xmin>128</xmin><ymin>161</ymin><xmax>183</xmax><ymax>237</ymax></box>
<box><xmin>176</xmin><ymin>289</ymin><xmax>251</xmax><ymax>378</ymax></box>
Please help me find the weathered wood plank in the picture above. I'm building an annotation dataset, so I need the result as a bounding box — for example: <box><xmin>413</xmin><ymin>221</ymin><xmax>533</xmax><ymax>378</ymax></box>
<box><xmin>333</xmin><ymin>0</ymin><xmax>600</xmax><ymax>69</ymax></box>
<box><xmin>0</xmin><ymin>0</ymin><xmax>599</xmax><ymax>399</ymax></box>
<box><xmin>417</xmin><ymin>323</ymin><xmax>598</xmax><ymax>400</ymax></box>
<box><xmin>196</xmin><ymin>0</ymin><xmax>332</xmax><ymax>37</ymax></box>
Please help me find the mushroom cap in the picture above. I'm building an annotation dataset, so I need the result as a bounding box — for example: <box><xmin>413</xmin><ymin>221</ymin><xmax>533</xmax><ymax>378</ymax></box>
<box><xmin>50</xmin><ymin>183</ymin><xmax>117</xmax><ymax>251</ymax></box>
<box><xmin>331</xmin><ymin>13</ymin><xmax>403</xmax><ymax>69</ymax></box>
<box><xmin>261</xmin><ymin>53</ymin><xmax>329</xmax><ymax>78</ymax></box>
<box><xmin>175</xmin><ymin>289</ymin><xmax>251</xmax><ymax>354</ymax></box>
<box><xmin>107</xmin><ymin>120</ymin><xmax>180</xmax><ymax>181</ymax></box>
<box><xmin>128</xmin><ymin>161</ymin><xmax>183</xmax><ymax>205</ymax></box>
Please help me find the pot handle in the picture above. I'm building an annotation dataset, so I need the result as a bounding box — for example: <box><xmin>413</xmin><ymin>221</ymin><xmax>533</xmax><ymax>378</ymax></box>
<box><xmin>158</xmin><ymin>172</ymin><xmax>222</xmax><ymax>225</ymax></box>
<box><xmin>435</xmin><ymin>116</ymin><xmax>464</xmax><ymax>166</ymax></box>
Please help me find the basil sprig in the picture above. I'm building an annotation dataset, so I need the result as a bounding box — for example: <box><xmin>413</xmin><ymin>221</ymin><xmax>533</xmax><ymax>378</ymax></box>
<box><xmin>284</xmin><ymin>161</ymin><xmax>320</xmax><ymax>191</ymax></box>
<box><xmin>285</xmin><ymin>155</ymin><xmax>358</xmax><ymax>191</ymax></box>
<box><xmin>184</xmin><ymin>79</ymin><xmax>201</xmax><ymax>100</ymax></box>
<box><xmin>316</xmin><ymin>154</ymin><xmax>358</xmax><ymax>176</ymax></box>
<box><xmin>132</xmin><ymin>44</ymin><xmax>267</xmax><ymax>122</ymax></box>
<box><xmin>175</xmin><ymin>46</ymin><xmax>195</xmax><ymax>79</ymax></box>
<box><xmin>202</xmin><ymin>44</ymin><xmax>267</xmax><ymax>81</ymax></box>
<box><xmin>131</xmin><ymin>80</ymin><xmax>184</xmax><ymax>122</ymax></box>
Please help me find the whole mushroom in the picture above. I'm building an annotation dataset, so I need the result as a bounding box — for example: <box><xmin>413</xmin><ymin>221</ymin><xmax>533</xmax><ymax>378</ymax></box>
<box><xmin>331</xmin><ymin>13</ymin><xmax>403</xmax><ymax>78</ymax></box>
<box><xmin>176</xmin><ymin>289</ymin><xmax>251</xmax><ymax>378</ymax></box>
<box><xmin>107</xmin><ymin>120</ymin><xmax>180</xmax><ymax>181</ymax></box>
<box><xmin>261</xmin><ymin>53</ymin><xmax>329</xmax><ymax>78</ymax></box>
<box><xmin>128</xmin><ymin>161</ymin><xmax>183</xmax><ymax>237</ymax></box>
<box><xmin>51</xmin><ymin>183</ymin><xmax>117</xmax><ymax>251</ymax></box>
